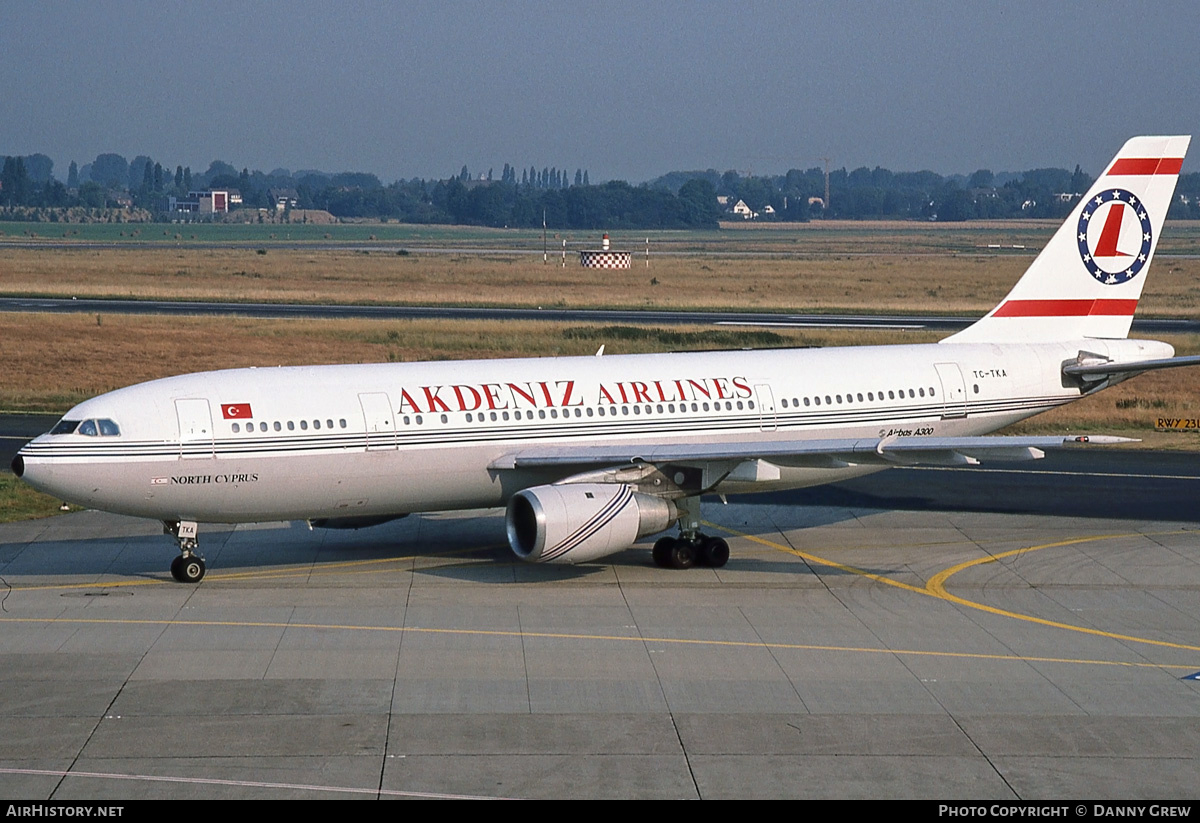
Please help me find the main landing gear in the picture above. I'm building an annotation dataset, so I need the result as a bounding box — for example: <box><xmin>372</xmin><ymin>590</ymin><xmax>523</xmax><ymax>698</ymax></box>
<box><xmin>652</xmin><ymin>534</ymin><xmax>730</xmax><ymax>569</ymax></box>
<box><xmin>164</xmin><ymin>520</ymin><xmax>206</xmax><ymax>583</ymax></box>
<box><xmin>650</xmin><ymin>495</ymin><xmax>729</xmax><ymax>570</ymax></box>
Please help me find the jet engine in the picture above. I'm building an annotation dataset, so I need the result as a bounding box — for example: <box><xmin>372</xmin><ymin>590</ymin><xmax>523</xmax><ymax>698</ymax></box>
<box><xmin>506</xmin><ymin>483</ymin><xmax>677</xmax><ymax>564</ymax></box>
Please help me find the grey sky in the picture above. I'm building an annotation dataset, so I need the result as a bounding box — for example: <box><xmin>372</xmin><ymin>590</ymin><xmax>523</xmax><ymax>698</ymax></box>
<box><xmin>3</xmin><ymin>1</ymin><xmax>1197</xmax><ymax>183</ymax></box>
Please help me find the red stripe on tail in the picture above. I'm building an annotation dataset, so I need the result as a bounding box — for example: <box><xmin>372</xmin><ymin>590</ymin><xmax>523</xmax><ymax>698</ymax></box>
<box><xmin>1109</xmin><ymin>157</ymin><xmax>1184</xmax><ymax>175</ymax></box>
<box><xmin>993</xmin><ymin>299</ymin><xmax>1139</xmax><ymax>318</ymax></box>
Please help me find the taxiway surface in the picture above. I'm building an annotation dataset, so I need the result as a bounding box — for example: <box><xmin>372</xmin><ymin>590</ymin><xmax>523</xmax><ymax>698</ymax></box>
<box><xmin>4</xmin><ymin>296</ymin><xmax>1200</xmax><ymax>334</ymax></box>
<box><xmin>1</xmin><ymin>459</ymin><xmax>1198</xmax><ymax>799</ymax></box>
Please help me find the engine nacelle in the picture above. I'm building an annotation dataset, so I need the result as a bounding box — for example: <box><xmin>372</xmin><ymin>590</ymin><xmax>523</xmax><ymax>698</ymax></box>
<box><xmin>506</xmin><ymin>483</ymin><xmax>677</xmax><ymax>564</ymax></box>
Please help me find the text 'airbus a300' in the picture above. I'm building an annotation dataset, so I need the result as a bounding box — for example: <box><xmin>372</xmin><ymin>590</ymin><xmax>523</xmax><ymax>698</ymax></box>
<box><xmin>13</xmin><ymin>136</ymin><xmax>1196</xmax><ymax>582</ymax></box>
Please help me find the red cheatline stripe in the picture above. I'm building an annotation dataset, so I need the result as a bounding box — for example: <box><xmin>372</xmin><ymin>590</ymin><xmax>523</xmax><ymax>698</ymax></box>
<box><xmin>1109</xmin><ymin>157</ymin><xmax>1184</xmax><ymax>175</ymax></box>
<box><xmin>993</xmin><ymin>299</ymin><xmax>1139</xmax><ymax>318</ymax></box>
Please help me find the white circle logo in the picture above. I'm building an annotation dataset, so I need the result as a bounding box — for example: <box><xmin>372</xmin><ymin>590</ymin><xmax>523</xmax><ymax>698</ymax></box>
<box><xmin>1077</xmin><ymin>189</ymin><xmax>1153</xmax><ymax>284</ymax></box>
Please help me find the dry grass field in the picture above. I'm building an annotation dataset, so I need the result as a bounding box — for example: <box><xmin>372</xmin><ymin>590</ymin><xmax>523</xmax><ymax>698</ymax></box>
<box><xmin>4</xmin><ymin>246</ymin><xmax>1200</xmax><ymax>316</ymax></box>
<box><xmin>4</xmin><ymin>220</ymin><xmax>1200</xmax><ymax>316</ymax></box>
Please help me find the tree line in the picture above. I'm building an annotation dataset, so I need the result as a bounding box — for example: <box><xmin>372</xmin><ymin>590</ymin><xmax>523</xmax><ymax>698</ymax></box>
<box><xmin>4</xmin><ymin>151</ymin><xmax>1199</xmax><ymax>226</ymax></box>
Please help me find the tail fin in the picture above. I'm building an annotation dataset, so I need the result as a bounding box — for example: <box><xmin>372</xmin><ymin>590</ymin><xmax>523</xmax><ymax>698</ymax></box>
<box><xmin>944</xmin><ymin>135</ymin><xmax>1190</xmax><ymax>344</ymax></box>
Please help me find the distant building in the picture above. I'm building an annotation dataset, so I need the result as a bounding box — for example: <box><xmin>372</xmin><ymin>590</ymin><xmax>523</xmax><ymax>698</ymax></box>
<box><xmin>107</xmin><ymin>190</ymin><xmax>133</xmax><ymax>209</ymax></box>
<box><xmin>269</xmin><ymin>188</ymin><xmax>298</xmax><ymax>211</ymax></box>
<box><xmin>730</xmin><ymin>199</ymin><xmax>757</xmax><ymax>219</ymax></box>
<box><xmin>166</xmin><ymin>189</ymin><xmax>233</xmax><ymax>215</ymax></box>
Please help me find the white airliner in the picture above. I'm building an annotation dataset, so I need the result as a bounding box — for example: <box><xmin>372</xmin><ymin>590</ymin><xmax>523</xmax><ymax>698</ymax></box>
<box><xmin>13</xmin><ymin>136</ymin><xmax>1195</xmax><ymax>583</ymax></box>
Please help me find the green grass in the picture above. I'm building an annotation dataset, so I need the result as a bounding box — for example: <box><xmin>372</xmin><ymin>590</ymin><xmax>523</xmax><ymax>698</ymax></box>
<box><xmin>0</xmin><ymin>473</ymin><xmax>80</xmax><ymax>522</ymax></box>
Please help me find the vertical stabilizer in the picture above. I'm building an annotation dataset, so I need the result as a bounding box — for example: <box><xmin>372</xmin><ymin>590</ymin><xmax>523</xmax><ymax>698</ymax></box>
<box><xmin>944</xmin><ymin>135</ymin><xmax>1190</xmax><ymax>343</ymax></box>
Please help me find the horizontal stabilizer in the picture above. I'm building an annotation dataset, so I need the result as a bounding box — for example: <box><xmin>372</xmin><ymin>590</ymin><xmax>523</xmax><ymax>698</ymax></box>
<box><xmin>1064</xmin><ymin>354</ymin><xmax>1200</xmax><ymax>377</ymax></box>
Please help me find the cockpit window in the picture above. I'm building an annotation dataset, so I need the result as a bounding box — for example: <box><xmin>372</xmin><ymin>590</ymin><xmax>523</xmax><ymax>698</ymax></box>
<box><xmin>51</xmin><ymin>418</ymin><xmax>121</xmax><ymax>437</ymax></box>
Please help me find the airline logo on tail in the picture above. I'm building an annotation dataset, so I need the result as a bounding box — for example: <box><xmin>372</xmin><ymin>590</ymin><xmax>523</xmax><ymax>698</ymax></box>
<box><xmin>1078</xmin><ymin>189</ymin><xmax>1153</xmax><ymax>284</ymax></box>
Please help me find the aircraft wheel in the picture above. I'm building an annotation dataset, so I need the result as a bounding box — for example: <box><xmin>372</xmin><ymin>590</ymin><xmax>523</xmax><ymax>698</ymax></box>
<box><xmin>700</xmin><ymin>537</ymin><xmax>730</xmax><ymax>568</ymax></box>
<box><xmin>669</xmin><ymin>540</ymin><xmax>695</xmax><ymax>570</ymax></box>
<box><xmin>175</xmin><ymin>556</ymin><xmax>206</xmax><ymax>583</ymax></box>
<box><xmin>652</xmin><ymin>537</ymin><xmax>676</xmax><ymax>568</ymax></box>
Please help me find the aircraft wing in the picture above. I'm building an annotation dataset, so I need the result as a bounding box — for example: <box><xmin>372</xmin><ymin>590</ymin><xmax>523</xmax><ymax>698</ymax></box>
<box><xmin>489</xmin><ymin>434</ymin><xmax>1135</xmax><ymax>472</ymax></box>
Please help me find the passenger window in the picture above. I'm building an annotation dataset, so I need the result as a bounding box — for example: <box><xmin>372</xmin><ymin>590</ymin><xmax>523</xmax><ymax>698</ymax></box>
<box><xmin>440</xmin><ymin>414</ymin><xmax>448</xmax><ymax>424</ymax></box>
<box><xmin>804</xmin><ymin>397</ymin><xmax>811</xmax><ymax>406</ymax></box>
<box><xmin>327</xmin><ymin>419</ymin><xmax>333</xmax><ymax>429</ymax></box>
<box><xmin>232</xmin><ymin>423</ymin><xmax>240</xmax><ymax>433</ymax></box>
<box><xmin>288</xmin><ymin>421</ymin><xmax>295</xmax><ymax>431</ymax></box>
<box><xmin>301</xmin><ymin>420</ymin><xmax>308</xmax><ymax>430</ymax></box>
<box><xmin>259</xmin><ymin>422</ymin><xmax>268</xmax><ymax>432</ymax></box>
<box><xmin>340</xmin><ymin>419</ymin><xmax>347</xmax><ymax>428</ymax></box>
<box><xmin>313</xmin><ymin>420</ymin><xmax>321</xmax><ymax>430</ymax></box>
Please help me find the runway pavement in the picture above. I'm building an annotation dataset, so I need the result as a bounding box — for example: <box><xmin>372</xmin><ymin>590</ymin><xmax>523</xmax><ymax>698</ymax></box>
<box><xmin>1</xmin><ymin>451</ymin><xmax>1198</xmax><ymax>799</ymax></box>
<box><xmin>4</xmin><ymin>296</ymin><xmax>1200</xmax><ymax>334</ymax></box>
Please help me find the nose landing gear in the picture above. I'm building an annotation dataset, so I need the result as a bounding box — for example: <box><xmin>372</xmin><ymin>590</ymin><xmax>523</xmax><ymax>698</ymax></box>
<box><xmin>164</xmin><ymin>520</ymin><xmax>206</xmax><ymax>583</ymax></box>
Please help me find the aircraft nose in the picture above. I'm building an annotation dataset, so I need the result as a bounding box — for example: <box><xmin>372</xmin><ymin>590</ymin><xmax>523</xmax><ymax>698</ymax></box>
<box><xmin>11</xmin><ymin>453</ymin><xmax>23</xmax><ymax>478</ymax></box>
